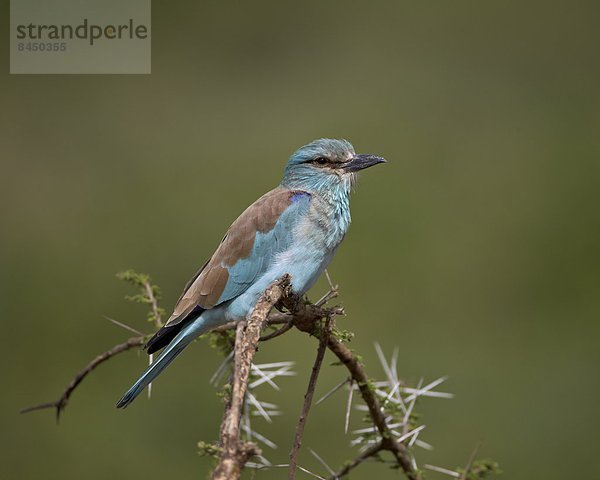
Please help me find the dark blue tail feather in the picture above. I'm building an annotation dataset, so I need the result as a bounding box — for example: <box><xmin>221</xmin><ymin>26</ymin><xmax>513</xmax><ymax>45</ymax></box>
<box><xmin>116</xmin><ymin>319</ymin><xmax>204</xmax><ymax>408</ymax></box>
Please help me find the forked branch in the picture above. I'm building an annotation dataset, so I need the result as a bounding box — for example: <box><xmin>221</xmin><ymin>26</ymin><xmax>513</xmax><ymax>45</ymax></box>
<box><xmin>284</xmin><ymin>297</ymin><xmax>422</xmax><ymax>480</ymax></box>
<box><xmin>20</xmin><ymin>336</ymin><xmax>145</xmax><ymax>421</ymax></box>
<box><xmin>23</xmin><ymin>270</ymin><xmax>487</xmax><ymax>480</ymax></box>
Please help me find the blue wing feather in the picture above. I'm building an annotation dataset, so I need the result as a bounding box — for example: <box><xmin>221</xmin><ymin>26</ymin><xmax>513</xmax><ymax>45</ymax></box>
<box><xmin>216</xmin><ymin>191</ymin><xmax>311</xmax><ymax>304</ymax></box>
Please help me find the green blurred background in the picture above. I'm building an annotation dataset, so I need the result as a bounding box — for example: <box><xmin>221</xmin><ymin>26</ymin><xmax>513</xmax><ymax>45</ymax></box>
<box><xmin>3</xmin><ymin>1</ymin><xmax>600</xmax><ymax>478</ymax></box>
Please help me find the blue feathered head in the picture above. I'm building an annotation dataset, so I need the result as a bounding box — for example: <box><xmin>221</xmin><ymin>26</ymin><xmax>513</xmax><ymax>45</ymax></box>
<box><xmin>281</xmin><ymin>138</ymin><xmax>385</xmax><ymax>193</ymax></box>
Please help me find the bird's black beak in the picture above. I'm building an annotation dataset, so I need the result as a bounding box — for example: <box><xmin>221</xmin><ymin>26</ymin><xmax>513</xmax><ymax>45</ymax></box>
<box><xmin>344</xmin><ymin>154</ymin><xmax>387</xmax><ymax>172</ymax></box>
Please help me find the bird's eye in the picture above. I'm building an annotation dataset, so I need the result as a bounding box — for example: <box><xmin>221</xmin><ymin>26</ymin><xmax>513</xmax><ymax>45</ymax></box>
<box><xmin>311</xmin><ymin>157</ymin><xmax>329</xmax><ymax>165</ymax></box>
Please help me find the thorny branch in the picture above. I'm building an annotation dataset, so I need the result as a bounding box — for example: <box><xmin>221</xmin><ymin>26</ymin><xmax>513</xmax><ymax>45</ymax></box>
<box><xmin>20</xmin><ymin>270</ymin><xmax>162</xmax><ymax>420</ymax></box>
<box><xmin>20</xmin><ymin>336</ymin><xmax>145</xmax><ymax>421</ymax></box>
<box><xmin>23</xmin><ymin>269</ymin><xmax>494</xmax><ymax>480</ymax></box>
<box><xmin>212</xmin><ymin>275</ymin><xmax>291</xmax><ymax>480</ymax></box>
<box><xmin>283</xmin><ymin>297</ymin><xmax>422</xmax><ymax>480</ymax></box>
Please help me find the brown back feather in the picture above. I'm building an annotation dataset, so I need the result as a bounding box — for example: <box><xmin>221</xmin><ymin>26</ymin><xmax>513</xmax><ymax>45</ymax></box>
<box><xmin>163</xmin><ymin>187</ymin><xmax>297</xmax><ymax>327</ymax></box>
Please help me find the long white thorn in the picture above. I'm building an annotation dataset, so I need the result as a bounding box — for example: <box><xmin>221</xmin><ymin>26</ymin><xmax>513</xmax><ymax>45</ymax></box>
<box><xmin>147</xmin><ymin>353</ymin><xmax>153</xmax><ymax>399</ymax></box>
<box><xmin>309</xmin><ymin>449</ymin><xmax>337</xmax><ymax>477</ymax></box>
<box><xmin>415</xmin><ymin>439</ymin><xmax>434</xmax><ymax>450</ymax></box>
<box><xmin>394</xmin><ymin>425</ymin><xmax>426</xmax><ymax>443</ymax></box>
<box><xmin>241</xmin><ymin>424</ymin><xmax>278</xmax><ymax>449</ymax></box>
<box><xmin>352</xmin><ymin>425</ymin><xmax>378</xmax><ymax>434</ymax></box>
<box><xmin>345</xmin><ymin>380</ymin><xmax>354</xmax><ymax>434</ymax></box>
<box><xmin>103</xmin><ymin>316</ymin><xmax>145</xmax><ymax>336</ymax></box>
<box><xmin>374</xmin><ymin>343</ymin><xmax>394</xmax><ymax>385</ymax></box>
<box><xmin>423</xmin><ymin>464</ymin><xmax>461</xmax><ymax>478</ymax></box>
<box><xmin>246</xmin><ymin>391</ymin><xmax>272</xmax><ymax>423</ymax></box>
<box><xmin>374</xmin><ymin>343</ymin><xmax>407</xmax><ymax>413</ymax></box>
<box><xmin>298</xmin><ymin>465</ymin><xmax>327</xmax><ymax>480</ymax></box>
<box><xmin>249</xmin><ymin>365</ymin><xmax>296</xmax><ymax>390</ymax></box>
<box><xmin>250</xmin><ymin>364</ymin><xmax>281</xmax><ymax>390</ymax></box>
<box><xmin>316</xmin><ymin>378</ymin><xmax>350</xmax><ymax>405</ymax></box>
<box><xmin>251</xmin><ymin>361</ymin><xmax>295</xmax><ymax>369</ymax></box>
<box><xmin>210</xmin><ymin>351</ymin><xmax>234</xmax><ymax>386</ymax></box>
<box><xmin>403</xmin><ymin>376</ymin><xmax>452</xmax><ymax>402</ymax></box>
<box><xmin>403</xmin><ymin>378</ymin><xmax>423</xmax><ymax>430</ymax></box>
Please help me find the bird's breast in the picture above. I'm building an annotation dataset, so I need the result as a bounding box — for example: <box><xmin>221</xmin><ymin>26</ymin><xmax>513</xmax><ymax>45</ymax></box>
<box><xmin>222</xmin><ymin>193</ymin><xmax>350</xmax><ymax>321</ymax></box>
<box><xmin>276</xmin><ymin>197</ymin><xmax>349</xmax><ymax>292</ymax></box>
<box><xmin>303</xmin><ymin>194</ymin><xmax>351</xmax><ymax>250</ymax></box>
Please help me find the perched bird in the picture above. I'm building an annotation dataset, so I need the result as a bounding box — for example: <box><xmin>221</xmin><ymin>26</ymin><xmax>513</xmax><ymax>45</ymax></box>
<box><xmin>116</xmin><ymin>139</ymin><xmax>385</xmax><ymax>408</ymax></box>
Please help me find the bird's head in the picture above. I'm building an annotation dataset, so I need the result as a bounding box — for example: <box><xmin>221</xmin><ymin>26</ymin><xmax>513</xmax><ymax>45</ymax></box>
<box><xmin>281</xmin><ymin>138</ymin><xmax>386</xmax><ymax>194</ymax></box>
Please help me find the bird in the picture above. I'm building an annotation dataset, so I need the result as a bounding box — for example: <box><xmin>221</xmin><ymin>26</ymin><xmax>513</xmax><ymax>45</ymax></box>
<box><xmin>116</xmin><ymin>138</ymin><xmax>386</xmax><ymax>408</ymax></box>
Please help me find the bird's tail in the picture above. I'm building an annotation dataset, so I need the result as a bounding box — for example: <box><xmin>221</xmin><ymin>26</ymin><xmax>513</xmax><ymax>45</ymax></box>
<box><xmin>116</xmin><ymin>318</ymin><xmax>205</xmax><ymax>409</ymax></box>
